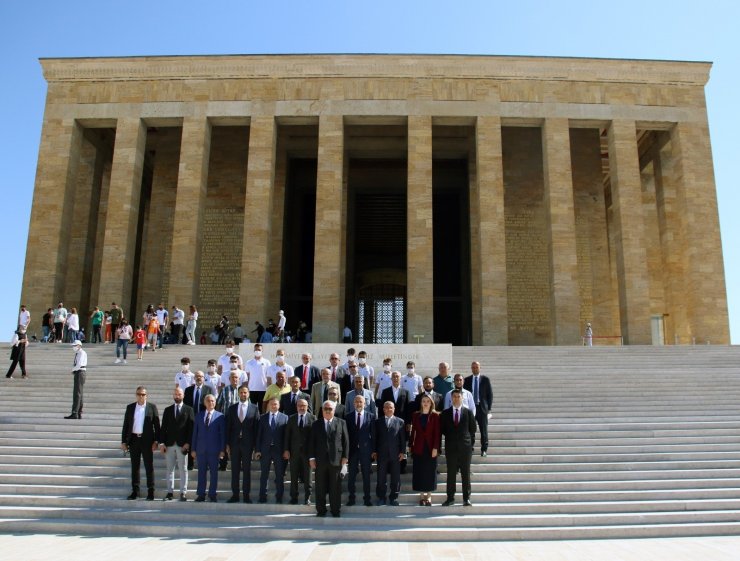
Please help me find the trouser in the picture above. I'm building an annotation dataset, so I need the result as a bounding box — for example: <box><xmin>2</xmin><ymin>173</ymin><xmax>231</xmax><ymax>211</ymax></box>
<box><xmin>230</xmin><ymin>443</ymin><xmax>254</xmax><ymax>498</ymax></box>
<box><xmin>157</xmin><ymin>326</ymin><xmax>165</xmax><ymax>348</ymax></box>
<box><xmin>129</xmin><ymin>435</ymin><xmax>155</xmax><ymax>492</ymax></box>
<box><xmin>171</xmin><ymin>324</ymin><xmax>182</xmax><ymax>344</ymax></box>
<box><xmin>6</xmin><ymin>353</ymin><xmax>26</xmax><ymax>377</ymax></box>
<box><xmin>314</xmin><ymin>462</ymin><xmax>342</xmax><ymax>515</ymax></box>
<box><xmin>165</xmin><ymin>444</ymin><xmax>188</xmax><ymax>494</ymax></box>
<box><xmin>289</xmin><ymin>452</ymin><xmax>312</xmax><ymax>502</ymax></box>
<box><xmin>42</xmin><ymin>325</ymin><xmax>50</xmax><ymax>342</ymax></box>
<box><xmin>347</xmin><ymin>451</ymin><xmax>372</xmax><ymax>501</ymax></box>
<box><xmin>259</xmin><ymin>446</ymin><xmax>286</xmax><ymax>500</ymax></box>
<box><xmin>54</xmin><ymin>322</ymin><xmax>63</xmax><ymax>341</ymax></box>
<box><xmin>196</xmin><ymin>451</ymin><xmax>220</xmax><ymax>498</ymax></box>
<box><xmin>249</xmin><ymin>391</ymin><xmax>265</xmax><ymax>406</ymax></box>
<box><xmin>445</xmin><ymin>449</ymin><xmax>472</xmax><ymax>500</ymax></box>
<box><xmin>116</xmin><ymin>339</ymin><xmax>129</xmax><ymax>359</ymax></box>
<box><xmin>71</xmin><ymin>369</ymin><xmax>85</xmax><ymax>415</ymax></box>
<box><xmin>376</xmin><ymin>457</ymin><xmax>401</xmax><ymax>501</ymax></box>
<box><xmin>474</xmin><ymin>408</ymin><xmax>489</xmax><ymax>452</ymax></box>
<box><xmin>92</xmin><ymin>324</ymin><xmax>102</xmax><ymax>343</ymax></box>
<box><xmin>186</xmin><ymin>321</ymin><xmax>196</xmax><ymax>343</ymax></box>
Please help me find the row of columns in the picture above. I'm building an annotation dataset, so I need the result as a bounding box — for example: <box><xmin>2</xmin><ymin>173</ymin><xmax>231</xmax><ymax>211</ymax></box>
<box><xmin>23</xmin><ymin>113</ymin><xmax>725</xmax><ymax>345</ymax></box>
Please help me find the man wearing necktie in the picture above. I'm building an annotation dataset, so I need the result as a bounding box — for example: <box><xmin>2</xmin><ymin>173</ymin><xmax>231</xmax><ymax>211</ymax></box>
<box><xmin>283</xmin><ymin>398</ymin><xmax>315</xmax><ymax>505</ymax></box>
<box><xmin>464</xmin><ymin>361</ymin><xmax>493</xmax><ymax>457</ymax></box>
<box><xmin>159</xmin><ymin>387</ymin><xmax>194</xmax><ymax>501</ymax></box>
<box><xmin>255</xmin><ymin>398</ymin><xmax>289</xmax><ymax>503</ymax></box>
<box><xmin>184</xmin><ymin>371</ymin><xmax>214</xmax><ymax>471</ymax></box>
<box><xmin>121</xmin><ymin>386</ymin><xmax>160</xmax><ymax>500</ymax></box>
<box><xmin>374</xmin><ymin>401</ymin><xmax>406</xmax><ymax>506</ymax></box>
<box><xmin>311</xmin><ymin>368</ymin><xmax>340</xmax><ymax>415</ymax></box>
<box><xmin>440</xmin><ymin>389</ymin><xmax>476</xmax><ymax>507</ymax></box>
<box><xmin>308</xmin><ymin>400</ymin><xmax>349</xmax><ymax>517</ymax></box>
<box><xmin>191</xmin><ymin>394</ymin><xmax>225</xmax><ymax>502</ymax></box>
<box><xmin>280</xmin><ymin>376</ymin><xmax>310</xmax><ymax>416</ymax></box>
<box><xmin>225</xmin><ymin>384</ymin><xmax>260</xmax><ymax>503</ymax></box>
<box><xmin>346</xmin><ymin>395</ymin><xmax>376</xmax><ymax>507</ymax></box>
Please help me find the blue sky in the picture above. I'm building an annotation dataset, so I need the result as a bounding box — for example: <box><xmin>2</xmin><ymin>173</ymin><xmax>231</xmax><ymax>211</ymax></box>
<box><xmin>2</xmin><ymin>0</ymin><xmax>739</xmax><ymax>342</ymax></box>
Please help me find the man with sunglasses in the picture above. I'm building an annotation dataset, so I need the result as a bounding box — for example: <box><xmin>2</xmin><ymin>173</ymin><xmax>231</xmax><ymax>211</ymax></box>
<box><xmin>121</xmin><ymin>386</ymin><xmax>161</xmax><ymax>500</ymax></box>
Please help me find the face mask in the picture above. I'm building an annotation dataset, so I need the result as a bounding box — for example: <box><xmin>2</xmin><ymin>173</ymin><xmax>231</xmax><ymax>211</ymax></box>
<box><xmin>383</xmin><ymin>364</ymin><xmax>391</xmax><ymax>373</ymax></box>
<box><xmin>207</xmin><ymin>366</ymin><xmax>215</xmax><ymax>373</ymax></box>
<box><xmin>347</xmin><ymin>355</ymin><xmax>355</xmax><ymax>363</ymax></box>
<box><xmin>230</xmin><ymin>363</ymin><xmax>238</xmax><ymax>370</ymax></box>
<box><xmin>226</xmin><ymin>347</ymin><xmax>234</xmax><ymax>355</ymax></box>
<box><xmin>407</xmin><ymin>368</ymin><xmax>415</xmax><ymax>376</ymax></box>
<box><xmin>254</xmin><ymin>351</ymin><xmax>262</xmax><ymax>358</ymax></box>
<box><xmin>276</xmin><ymin>355</ymin><xmax>285</xmax><ymax>364</ymax></box>
<box><xmin>358</xmin><ymin>357</ymin><xmax>366</xmax><ymax>365</ymax></box>
<box><xmin>182</xmin><ymin>365</ymin><xmax>190</xmax><ymax>372</ymax></box>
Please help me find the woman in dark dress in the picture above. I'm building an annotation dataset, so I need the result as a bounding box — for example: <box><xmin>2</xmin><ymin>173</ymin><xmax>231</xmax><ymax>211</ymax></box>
<box><xmin>409</xmin><ymin>394</ymin><xmax>441</xmax><ymax>506</ymax></box>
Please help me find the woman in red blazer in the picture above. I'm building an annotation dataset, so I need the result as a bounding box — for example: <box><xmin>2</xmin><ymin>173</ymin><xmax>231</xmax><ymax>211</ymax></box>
<box><xmin>409</xmin><ymin>394</ymin><xmax>442</xmax><ymax>506</ymax></box>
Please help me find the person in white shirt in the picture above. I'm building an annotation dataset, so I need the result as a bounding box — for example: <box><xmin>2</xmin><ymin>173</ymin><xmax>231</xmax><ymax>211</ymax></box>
<box><xmin>204</xmin><ymin>359</ymin><xmax>221</xmax><ymax>397</ymax></box>
<box><xmin>356</xmin><ymin>350</ymin><xmax>374</xmax><ymax>388</ymax></box>
<box><xmin>53</xmin><ymin>302</ymin><xmax>67</xmax><ymax>343</ymax></box>
<box><xmin>185</xmin><ymin>305</ymin><xmax>198</xmax><ymax>345</ymax></box>
<box><xmin>401</xmin><ymin>360</ymin><xmax>423</xmax><ymax>400</ymax></box>
<box><xmin>155</xmin><ymin>303</ymin><xmax>169</xmax><ymax>348</ymax></box>
<box><xmin>18</xmin><ymin>305</ymin><xmax>30</xmax><ymax>330</ymax></box>
<box><xmin>66</xmin><ymin>307</ymin><xmax>80</xmax><ymax>343</ymax></box>
<box><xmin>175</xmin><ymin>357</ymin><xmax>195</xmax><ymax>391</ymax></box>
<box><xmin>342</xmin><ymin>325</ymin><xmax>352</xmax><ymax>343</ymax></box>
<box><xmin>443</xmin><ymin>373</ymin><xmax>476</xmax><ymax>416</ymax></box>
<box><xmin>115</xmin><ymin>320</ymin><xmax>134</xmax><ymax>364</ymax></box>
<box><xmin>220</xmin><ymin>355</ymin><xmax>248</xmax><ymax>390</ymax></box>
<box><xmin>171</xmin><ymin>305</ymin><xmax>185</xmax><ymax>344</ymax></box>
<box><xmin>374</xmin><ymin>357</ymin><xmax>394</xmax><ymax>399</ymax></box>
<box><xmin>267</xmin><ymin>349</ymin><xmax>294</xmax><ymax>385</ymax></box>
<box><xmin>276</xmin><ymin>310</ymin><xmax>287</xmax><ymax>342</ymax></box>
<box><xmin>217</xmin><ymin>340</ymin><xmax>244</xmax><ymax>377</ymax></box>
<box><xmin>65</xmin><ymin>340</ymin><xmax>87</xmax><ymax>419</ymax></box>
<box><xmin>245</xmin><ymin>343</ymin><xmax>271</xmax><ymax>405</ymax></box>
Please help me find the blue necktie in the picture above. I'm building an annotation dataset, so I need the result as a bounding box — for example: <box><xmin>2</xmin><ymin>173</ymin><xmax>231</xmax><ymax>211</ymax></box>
<box><xmin>194</xmin><ymin>388</ymin><xmax>200</xmax><ymax>413</ymax></box>
<box><xmin>474</xmin><ymin>376</ymin><xmax>479</xmax><ymax>404</ymax></box>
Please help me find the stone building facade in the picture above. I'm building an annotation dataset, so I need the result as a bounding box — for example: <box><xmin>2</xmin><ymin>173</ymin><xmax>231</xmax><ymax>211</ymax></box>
<box><xmin>21</xmin><ymin>54</ymin><xmax>729</xmax><ymax>345</ymax></box>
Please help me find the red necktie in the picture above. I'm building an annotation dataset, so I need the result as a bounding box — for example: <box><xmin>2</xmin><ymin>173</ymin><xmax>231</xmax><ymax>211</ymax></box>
<box><xmin>302</xmin><ymin>366</ymin><xmax>308</xmax><ymax>388</ymax></box>
<box><xmin>332</xmin><ymin>367</ymin><xmax>336</xmax><ymax>381</ymax></box>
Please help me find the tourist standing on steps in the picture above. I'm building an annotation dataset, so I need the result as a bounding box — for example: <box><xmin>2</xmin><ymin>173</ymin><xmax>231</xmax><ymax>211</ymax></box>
<box><xmin>115</xmin><ymin>320</ymin><xmax>133</xmax><ymax>364</ymax></box>
<box><xmin>121</xmin><ymin>386</ymin><xmax>160</xmax><ymax>500</ymax></box>
<box><xmin>6</xmin><ymin>326</ymin><xmax>29</xmax><ymax>379</ymax></box>
<box><xmin>186</xmin><ymin>305</ymin><xmax>198</xmax><ymax>345</ymax></box>
<box><xmin>584</xmin><ymin>322</ymin><xmax>593</xmax><ymax>346</ymax></box>
<box><xmin>89</xmin><ymin>306</ymin><xmax>104</xmax><ymax>343</ymax></box>
<box><xmin>65</xmin><ymin>340</ymin><xmax>87</xmax><ymax>419</ymax></box>
<box><xmin>109</xmin><ymin>302</ymin><xmax>123</xmax><ymax>340</ymax></box>
<box><xmin>42</xmin><ymin>308</ymin><xmax>53</xmax><ymax>342</ymax></box>
<box><xmin>170</xmin><ymin>305</ymin><xmax>184</xmax><ymax>344</ymax></box>
<box><xmin>276</xmin><ymin>309</ymin><xmax>286</xmax><ymax>343</ymax></box>
<box><xmin>52</xmin><ymin>302</ymin><xmax>67</xmax><ymax>343</ymax></box>
<box><xmin>18</xmin><ymin>305</ymin><xmax>30</xmax><ymax>331</ymax></box>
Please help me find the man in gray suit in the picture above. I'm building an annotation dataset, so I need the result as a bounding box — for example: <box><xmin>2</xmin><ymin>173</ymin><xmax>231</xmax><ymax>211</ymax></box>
<box><xmin>309</xmin><ymin>400</ymin><xmax>349</xmax><ymax>517</ymax></box>
<box><xmin>283</xmin><ymin>398</ymin><xmax>315</xmax><ymax>505</ymax></box>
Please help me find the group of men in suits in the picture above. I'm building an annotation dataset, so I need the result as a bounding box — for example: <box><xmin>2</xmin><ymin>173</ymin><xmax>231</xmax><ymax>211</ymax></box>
<box><xmin>120</xmin><ymin>354</ymin><xmax>493</xmax><ymax>511</ymax></box>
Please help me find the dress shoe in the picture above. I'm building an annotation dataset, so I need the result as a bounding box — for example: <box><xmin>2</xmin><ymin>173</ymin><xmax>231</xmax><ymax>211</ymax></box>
<box><xmin>316</xmin><ymin>511</ymin><xmax>326</xmax><ymax>517</ymax></box>
<box><xmin>389</xmin><ymin>500</ymin><xmax>399</xmax><ymax>507</ymax></box>
<box><xmin>146</xmin><ymin>490</ymin><xmax>155</xmax><ymax>501</ymax></box>
<box><xmin>180</xmin><ymin>494</ymin><xmax>187</xmax><ymax>502</ymax></box>
<box><xmin>331</xmin><ymin>512</ymin><xmax>341</xmax><ymax>518</ymax></box>
<box><xmin>227</xmin><ymin>495</ymin><xmax>240</xmax><ymax>503</ymax></box>
<box><xmin>64</xmin><ymin>414</ymin><xmax>79</xmax><ymax>419</ymax></box>
<box><xmin>481</xmin><ymin>451</ymin><xmax>488</xmax><ymax>457</ymax></box>
<box><xmin>209</xmin><ymin>496</ymin><xmax>217</xmax><ymax>503</ymax></box>
<box><xmin>164</xmin><ymin>493</ymin><xmax>174</xmax><ymax>501</ymax></box>
<box><xmin>418</xmin><ymin>499</ymin><xmax>425</xmax><ymax>506</ymax></box>
<box><xmin>345</xmin><ymin>498</ymin><xmax>356</xmax><ymax>506</ymax></box>
<box><xmin>195</xmin><ymin>496</ymin><xmax>206</xmax><ymax>502</ymax></box>
<box><xmin>441</xmin><ymin>498</ymin><xmax>455</xmax><ymax>507</ymax></box>
<box><xmin>303</xmin><ymin>499</ymin><xmax>311</xmax><ymax>506</ymax></box>
<box><xmin>127</xmin><ymin>492</ymin><xmax>138</xmax><ymax>500</ymax></box>
<box><xmin>289</xmin><ymin>498</ymin><xmax>298</xmax><ymax>505</ymax></box>
<box><xmin>364</xmin><ymin>499</ymin><xmax>373</xmax><ymax>507</ymax></box>
<box><xmin>243</xmin><ymin>496</ymin><xmax>252</xmax><ymax>504</ymax></box>
<box><xmin>78</xmin><ymin>412</ymin><xmax>82</xmax><ymax>419</ymax></box>
<box><xmin>376</xmin><ymin>498</ymin><xmax>386</xmax><ymax>506</ymax></box>
<box><xmin>463</xmin><ymin>499</ymin><xmax>473</xmax><ymax>507</ymax></box>
<box><xmin>275</xmin><ymin>497</ymin><xmax>283</xmax><ymax>504</ymax></box>
<box><xmin>258</xmin><ymin>497</ymin><xmax>267</xmax><ymax>504</ymax></box>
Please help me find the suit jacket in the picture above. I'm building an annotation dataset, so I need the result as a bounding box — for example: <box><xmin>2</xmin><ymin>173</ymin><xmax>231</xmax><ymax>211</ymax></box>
<box><xmin>346</xmin><ymin>410</ymin><xmax>376</xmax><ymax>459</ymax></box>
<box><xmin>308</xmin><ymin>416</ymin><xmax>349</xmax><ymax>467</ymax></box>
<box><xmin>335</xmin><ymin>365</ymin><xmax>352</xmax><ymax>401</ymax></box>
<box><xmin>283</xmin><ymin>412</ymin><xmax>315</xmax><ymax>458</ymax></box>
<box><xmin>121</xmin><ymin>402</ymin><xmax>161</xmax><ymax>445</ymax></box>
<box><xmin>413</xmin><ymin>390</ymin><xmax>443</xmax><ymax>415</ymax></box>
<box><xmin>184</xmin><ymin>384</ymin><xmax>214</xmax><ymax>415</ymax></box>
<box><xmin>464</xmin><ymin>374</ymin><xmax>493</xmax><ymax>415</ymax></box>
<box><xmin>296</xmin><ymin>364</ymin><xmax>320</xmax><ymax>391</ymax></box>
<box><xmin>409</xmin><ymin>411</ymin><xmax>441</xmax><ymax>456</ymax></box>
<box><xmin>310</xmin><ymin>380</ymin><xmax>341</xmax><ymax>414</ymax></box>
<box><xmin>160</xmin><ymin>402</ymin><xmax>194</xmax><ymax>447</ymax></box>
<box><xmin>333</xmin><ymin>403</ymin><xmax>347</xmax><ymax>419</ymax></box>
<box><xmin>378</xmin><ymin>386</ymin><xmax>411</xmax><ymax>423</ymax></box>
<box><xmin>225</xmin><ymin>400</ymin><xmax>260</xmax><ymax>451</ymax></box>
<box><xmin>374</xmin><ymin>415</ymin><xmax>406</xmax><ymax>462</ymax></box>
<box><xmin>216</xmin><ymin>384</ymin><xmax>240</xmax><ymax>413</ymax></box>
<box><xmin>346</xmin><ymin>388</ymin><xmax>377</xmax><ymax>417</ymax></box>
<box><xmin>280</xmin><ymin>390</ymin><xmax>311</xmax><ymax>416</ymax></box>
<box><xmin>255</xmin><ymin>411</ymin><xmax>289</xmax><ymax>454</ymax></box>
<box><xmin>440</xmin><ymin>407</ymin><xmax>476</xmax><ymax>456</ymax></box>
<box><xmin>191</xmin><ymin>409</ymin><xmax>226</xmax><ymax>456</ymax></box>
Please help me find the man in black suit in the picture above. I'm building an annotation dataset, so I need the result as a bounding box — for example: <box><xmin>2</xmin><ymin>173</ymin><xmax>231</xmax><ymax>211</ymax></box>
<box><xmin>296</xmin><ymin>352</ymin><xmax>320</xmax><ymax>392</ymax></box>
<box><xmin>184</xmin><ymin>371</ymin><xmax>214</xmax><ymax>470</ymax></box>
<box><xmin>120</xmin><ymin>386</ymin><xmax>161</xmax><ymax>500</ymax></box>
<box><xmin>308</xmin><ymin>399</ymin><xmax>349</xmax><ymax>517</ymax></box>
<box><xmin>159</xmin><ymin>387</ymin><xmax>194</xmax><ymax>501</ymax></box>
<box><xmin>346</xmin><ymin>394</ymin><xmax>376</xmax><ymax>507</ymax></box>
<box><xmin>255</xmin><ymin>397</ymin><xmax>289</xmax><ymax>503</ymax></box>
<box><xmin>280</xmin><ymin>375</ymin><xmax>311</xmax><ymax>416</ymax></box>
<box><xmin>374</xmin><ymin>401</ymin><xmax>406</xmax><ymax>506</ymax></box>
<box><xmin>378</xmin><ymin>371</ymin><xmax>411</xmax><ymax>424</ymax></box>
<box><xmin>225</xmin><ymin>384</ymin><xmax>260</xmax><ymax>503</ymax></box>
<box><xmin>413</xmin><ymin>376</ymin><xmax>444</xmax><ymax>414</ymax></box>
<box><xmin>282</xmin><ymin>397</ymin><xmax>314</xmax><ymax>505</ymax></box>
<box><xmin>191</xmin><ymin>394</ymin><xmax>226</xmax><ymax>502</ymax></box>
<box><xmin>464</xmin><ymin>361</ymin><xmax>493</xmax><ymax>457</ymax></box>
<box><xmin>440</xmin><ymin>389</ymin><xmax>477</xmax><ymax>507</ymax></box>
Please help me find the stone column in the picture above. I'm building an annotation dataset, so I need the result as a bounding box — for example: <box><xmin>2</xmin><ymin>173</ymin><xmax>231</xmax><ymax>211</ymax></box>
<box><xmin>267</xmin><ymin>139</ymin><xmax>287</xmax><ymax>318</ymax></box>
<box><xmin>97</xmin><ymin>118</ymin><xmax>147</xmax><ymax>313</ymax></box>
<box><xmin>312</xmin><ymin>114</ymin><xmax>345</xmax><ymax>342</ymax></box>
<box><xmin>167</xmin><ymin>116</ymin><xmax>211</xmax><ymax>310</ymax></box>
<box><xmin>607</xmin><ymin>120</ymin><xmax>651</xmax><ymax>344</ymax></box>
<box><xmin>21</xmin><ymin>117</ymin><xmax>82</xmax><ymax>321</ymax></box>
<box><xmin>407</xmin><ymin>115</ymin><xmax>434</xmax><ymax>343</ymax></box>
<box><xmin>668</xmin><ymin>121</ymin><xmax>729</xmax><ymax>343</ymax></box>
<box><xmin>542</xmin><ymin>118</ymin><xmax>581</xmax><ymax>344</ymax></box>
<box><xmin>474</xmin><ymin>116</ymin><xmax>508</xmax><ymax>345</ymax></box>
<box><xmin>239</xmin><ymin>116</ymin><xmax>277</xmax><ymax>327</ymax></box>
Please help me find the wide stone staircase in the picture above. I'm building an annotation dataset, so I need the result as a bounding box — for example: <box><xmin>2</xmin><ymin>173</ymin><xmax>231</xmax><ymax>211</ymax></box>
<box><xmin>1</xmin><ymin>342</ymin><xmax>740</xmax><ymax>540</ymax></box>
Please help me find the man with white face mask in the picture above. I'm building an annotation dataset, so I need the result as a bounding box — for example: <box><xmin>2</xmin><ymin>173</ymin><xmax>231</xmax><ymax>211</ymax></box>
<box><xmin>374</xmin><ymin>357</ymin><xmax>394</xmax><ymax>399</ymax></box>
<box><xmin>204</xmin><ymin>359</ymin><xmax>221</xmax><ymax>397</ymax></box>
<box><xmin>356</xmin><ymin>350</ymin><xmax>374</xmax><ymax>388</ymax></box>
<box><xmin>174</xmin><ymin>357</ymin><xmax>194</xmax><ymax>391</ymax></box>
<box><xmin>220</xmin><ymin>355</ymin><xmax>248</xmax><ymax>390</ymax></box>
<box><xmin>268</xmin><ymin>349</ymin><xmax>294</xmax><ymax>385</ymax></box>
<box><xmin>245</xmin><ymin>343</ymin><xmax>271</xmax><ymax>406</ymax></box>
<box><xmin>401</xmin><ymin>360</ymin><xmax>423</xmax><ymax>400</ymax></box>
<box><xmin>217</xmin><ymin>340</ymin><xmax>243</xmax><ymax>378</ymax></box>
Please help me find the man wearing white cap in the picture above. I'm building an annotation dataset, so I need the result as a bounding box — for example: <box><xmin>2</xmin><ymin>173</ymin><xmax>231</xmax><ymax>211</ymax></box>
<box><xmin>66</xmin><ymin>340</ymin><xmax>87</xmax><ymax>419</ymax></box>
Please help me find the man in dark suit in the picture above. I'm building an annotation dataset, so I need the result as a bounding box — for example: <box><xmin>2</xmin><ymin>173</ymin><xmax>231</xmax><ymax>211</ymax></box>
<box><xmin>378</xmin><ymin>371</ymin><xmax>411</xmax><ymax>424</ymax></box>
<box><xmin>440</xmin><ymin>389</ymin><xmax>477</xmax><ymax>507</ymax></box>
<box><xmin>159</xmin><ymin>387</ymin><xmax>194</xmax><ymax>501</ymax></box>
<box><xmin>280</xmin><ymin>375</ymin><xmax>310</xmax><ymax>416</ymax></box>
<box><xmin>184</xmin><ymin>371</ymin><xmax>214</xmax><ymax>470</ymax></box>
<box><xmin>374</xmin><ymin>401</ymin><xmax>406</xmax><ymax>506</ymax></box>
<box><xmin>296</xmin><ymin>352</ymin><xmax>320</xmax><ymax>392</ymax></box>
<box><xmin>225</xmin><ymin>384</ymin><xmax>260</xmax><ymax>503</ymax></box>
<box><xmin>255</xmin><ymin>397</ymin><xmax>289</xmax><ymax>503</ymax></box>
<box><xmin>413</xmin><ymin>376</ymin><xmax>443</xmax><ymax>414</ymax></box>
<box><xmin>282</xmin><ymin>397</ymin><xmax>314</xmax><ymax>505</ymax></box>
<box><xmin>120</xmin><ymin>386</ymin><xmax>161</xmax><ymax>500</ymax></box>
<box><xmin>346</xmin><ymin>394</ymin><xmax>376</xmax><ymax>507</ymax></box>
<box><xmin>308</xmin><ymin>399</ymin><xmax>349</xmax><ymax>517</ymax></box>
<box><xmin>464</xmin><ymin>361</ymin><xmax>493</xmax><ymax>457</ymax></box>
<box><xmin>191</xmin><ymin>394</ymin><xmax>226</xmax><ymax>502</ymax></box>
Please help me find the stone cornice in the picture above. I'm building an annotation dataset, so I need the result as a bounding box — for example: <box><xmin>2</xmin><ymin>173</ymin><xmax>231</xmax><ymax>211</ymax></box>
<box><xmin>39</xmin><ymin>54</ymin><xmax>711</xmax><ymax>86</ymax></box>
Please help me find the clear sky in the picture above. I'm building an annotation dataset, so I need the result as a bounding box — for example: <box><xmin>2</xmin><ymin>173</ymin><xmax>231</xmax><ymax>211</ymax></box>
<box><xmin>2</xmin><ymin>0</ymin><xmax>739</xmax><ymax>342</ymax></box>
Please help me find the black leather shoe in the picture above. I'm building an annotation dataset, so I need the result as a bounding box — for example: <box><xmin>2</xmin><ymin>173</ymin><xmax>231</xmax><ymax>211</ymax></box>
<box><xmin>364</xmin><ymin>500</ymin><xmax>373</xmax><ymax>507</ymax></box>
<box><xmin>164</xmin><ymin>493</ymin><xmax>173</xmax><ymax>501</ymax></box>
<box><xmin>227</xmin><ymin>495</ymin><xmax>240</xmax><ymax>503</ymax></box>
<box><xmin>146</xmin><ymin>490</ymin><xmax>155</xmax><ymax>501</ymax></box>
<box><xmin>441</xmin><ymin>498</ymin><xmax>455</xmax><ymax>507</ymax></box>
<box><xmin>303</xmin><ymin>499</ymin><xmax>311</xmax><ymax>506</ymax></box>
<box><xmin>275</xmin><ymin>497</ymin><xmax>283</xmax><ymax>504</ymax></box>
<box><xmin>331</xmin><ymin>512</ymin><xmax>341</xmax><ymax>518</ymax></box>
<box><xmin>180</xmin><ymin>494</ymin><xmax>187</xmax><ymax>502</ymax></box>
<box><xmin>195</xmin><ymin>496</ymin><xmax>206</xmax><ymax>502</ymax></box>
<box><xmin>258</xmin><ymin>497</ymin><xmax>267</xmax><ymax>504</ymax></box>
<box><xmin>127</xmin><ymin>492</ymin><xmax>138</xmax><ymax>500</ymax></box>
<box><xmin>64</xmin><ymin>414</ymin><xmax>78</xmax><ymax>419</ymax></box>
<box><xmin>289</xmin><ymin>498</ymin><xmax>298</xmax><ymax>505</ymax></box>
<box><xmin>389</xmin><ymin>500</ymin><xmax>399</xmax><ymax>506</ymax></box>
<box><xmin>377</xmin><ymin>498</ymin><xmax>386</xmax><ymax>506</ymax></box>
<box><xmin>463</xmin><ymin>499</ymin><xmax>473</xmax><ymax>507</ymax></box>
<box><xmin>243</xmin><ymin>496</ymin><xmax>252</xmax><ymax>504</ymax></box>
<box><xmin>209</xmin><ymin>496</ymin><xmax>217</xmax><ymax>503</ymax></box>
<box><xmin>346</xmin><ymin>498</ymin><xmax>356</xmax><ymax>506</ymax></box>
<box><xmin>316</xmin><ymin>511</ymin><xmax>326</xmax><ymax>517</ymax></box>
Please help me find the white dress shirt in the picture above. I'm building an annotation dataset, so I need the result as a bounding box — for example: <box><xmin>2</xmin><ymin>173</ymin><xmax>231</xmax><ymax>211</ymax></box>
<box><xmin>444</xmin><ymin>389</ymin><xmax>477</xmax><ymax>416</ymax></box>
<box><xmin>133</xmin><ymin>403</ymin><xmax>146</xmax><ymax>434</ymax></box>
